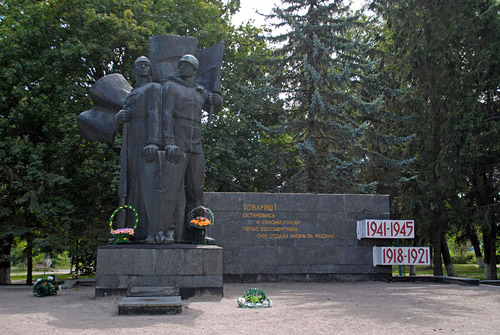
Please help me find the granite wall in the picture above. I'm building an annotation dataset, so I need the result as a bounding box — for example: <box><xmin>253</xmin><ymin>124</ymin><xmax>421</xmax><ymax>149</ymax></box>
<box><xmin>204</xmin><ymin>193</ymin><xmax>392</xmax><ymax>281</ymax></box>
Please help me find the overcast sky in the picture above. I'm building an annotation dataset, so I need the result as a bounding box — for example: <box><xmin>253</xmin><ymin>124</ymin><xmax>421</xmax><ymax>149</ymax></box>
<box><xmin>231</xmin><ymin>0</ymin><xmax>366</xmax><ymax>27</ymax></box>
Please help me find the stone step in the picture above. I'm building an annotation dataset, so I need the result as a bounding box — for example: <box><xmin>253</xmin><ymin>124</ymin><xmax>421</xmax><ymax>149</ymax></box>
<box><xmin>118</xmin><ymin>296</ymin><xmax>182</xmax><ymax>315</ymax></box>
<box><xmin>126</xmin><ymin>285</ymin><xmax>180</xmax><ymax>297</ymax></box>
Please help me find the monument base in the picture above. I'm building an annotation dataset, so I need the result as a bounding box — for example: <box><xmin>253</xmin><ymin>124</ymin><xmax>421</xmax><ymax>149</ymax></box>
<box><xmin>118</xmin><ymin>296</ymin><xmax>183</xmax><ymax>315</ymax></box>
<box><xmin>224</xmin><ymin>273</ymin><xmax>392</xmax><ymax>283</ymax></box>
<box><xmin>118</xmin><ymin>285</ymin><xmax>182</xmax><ymax>315</ymax></box>
<box><xmin>95</xmin><ymin>244</ymin><xmax>223</xmax><ymax>299</ymax></box>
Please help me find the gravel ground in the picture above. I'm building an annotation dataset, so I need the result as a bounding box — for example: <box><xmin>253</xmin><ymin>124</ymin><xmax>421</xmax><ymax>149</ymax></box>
<box><xmin>1</xmin><ymin>282</ymin><xmax>499</xmax><ymax>335</ymax></box>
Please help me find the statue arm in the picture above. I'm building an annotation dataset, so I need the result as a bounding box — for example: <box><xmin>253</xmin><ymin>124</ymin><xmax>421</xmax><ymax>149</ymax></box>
<box><xmin>162</xmin><ymin>83</ymin><xmax>181</xmax><ymax>164</ymax></box>
<box><xmin>146</xmin><ymin>83</ymin><xmax>162</xmax><ymax>147</ymax></box>
<box><xmin>203</xmin><ymin>92</ymin><xmax>223</xmax><ymax>113</ymax></box>
<box><xmin>114</xmin><ymin>110</ymin><xmax>124</xmax><ymax>134</ymax></box>
<box><xmin>162</xmin><ymin>84</ymin><xmax>176</xmax><ymax>147</ymax></box>
<box><xmin>143</xmin><ymin>83</ymin><xmax>162</xmax><ymax>162</ymax></box>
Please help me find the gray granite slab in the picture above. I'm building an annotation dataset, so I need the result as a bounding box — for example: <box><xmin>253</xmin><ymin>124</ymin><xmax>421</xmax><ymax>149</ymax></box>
<box><xmin>118</xmin><ymin>296</ymin><xmax>182</xmax><ymax>315</ymax></box>
<box><xmin>204</xmin><ymin>192</ymin><xmax>392</xmax><ymax>280</ymax></box>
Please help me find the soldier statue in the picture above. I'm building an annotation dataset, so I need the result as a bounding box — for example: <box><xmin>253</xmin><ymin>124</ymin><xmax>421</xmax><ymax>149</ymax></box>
<box><xmin>77</xmin><ymin>35</ymin><xmax>224</xmax><ymax>244</ymax></box>
<box><xmin>160</xmin><ymin>54</ymin><xmax>222</xmax><ymax>243</ymax></box>
<box><xmin>114</xmin><ymin>56</ymin><xmax>162</xmax><ymax>241</ymax></box>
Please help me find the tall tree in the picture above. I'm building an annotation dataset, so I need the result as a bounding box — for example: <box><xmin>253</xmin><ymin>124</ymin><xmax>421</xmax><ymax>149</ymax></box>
<box><xmin>0</xmin><ymin>0</ymin><xmax>245</xmax><ymax>283</ymax></box>
<box><xmin>204</xmin><ymin>23</ymin><xmax>291</xmax><ymax>192</ymax></box>
<box><xmin>372</xmin><ymin>0</ymin><xmax>500</xmax><ymax>278</ymax></box>
<box><xmin>266</xmin><ymin>0</ymin><xmax>413</xmax><ymax>194</ymax></box>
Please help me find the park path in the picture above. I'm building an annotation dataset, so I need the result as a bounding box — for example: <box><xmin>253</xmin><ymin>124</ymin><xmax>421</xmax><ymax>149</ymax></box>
<box><xmin>1</xmin><ymin>281</ymin><xmax>499</xmax><ymax>335</ymax></box>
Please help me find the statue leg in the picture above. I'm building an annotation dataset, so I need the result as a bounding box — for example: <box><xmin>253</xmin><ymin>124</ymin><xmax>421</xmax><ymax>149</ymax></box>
<box><xmin>158</xmin><ymin>153</ymin><xmax>187</xmax><ymax>243</ymax></box>
<box><xmin>141</xmin><ymin>157</ymin><xmax>161</xmax><ymax>243</ymax></box>
<box><xmin>182</xmin><ymin>153</ymin><xmax>205</xmax><ymax>243</ymax></box>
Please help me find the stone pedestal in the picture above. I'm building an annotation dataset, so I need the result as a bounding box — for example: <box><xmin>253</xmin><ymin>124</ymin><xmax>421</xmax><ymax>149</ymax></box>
<box><xmin>95</xmin><ymin>244</ymin><xmax>223</xmax><ymax>298</ymax></box>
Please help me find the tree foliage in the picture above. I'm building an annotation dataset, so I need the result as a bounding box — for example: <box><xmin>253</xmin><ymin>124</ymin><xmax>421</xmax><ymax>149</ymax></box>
<box><xmin>0</xmin><ymin>0</ymin><xmax>262</xmax><ymax>283</ymax></box>
<box><xmin>266</xmin><ymin>0</ymin><xmax>413</xmax><ymax>194</ymax></box>
<box><xmin>204</xmin><ymin>23</ymin><xmax>291</xmax><ymax>192</ymax></box>
<box><xmin>372</xmin><ymin>0</ymin><xmax>500</xmax><ymax>278</ymax></box>
<box><xmin>1</xmin><ymin>0</ymin><xmax>498</xmax><ymax>283</ymax></box>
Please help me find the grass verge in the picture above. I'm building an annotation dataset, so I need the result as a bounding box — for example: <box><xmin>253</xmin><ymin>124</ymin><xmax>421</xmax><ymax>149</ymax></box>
<box><xmin>10</xmin><ymin>271</ymin><xmax>95</xmax><ymax>282</ymax></box>
<box><xmin>392</xmin><ymin>263</ymin><xmax>499</xmax><ymax>279</ymax></box>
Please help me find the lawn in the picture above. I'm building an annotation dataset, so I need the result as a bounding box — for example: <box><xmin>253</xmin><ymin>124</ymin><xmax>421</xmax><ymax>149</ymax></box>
<box><xmin>10</xmin><ymin>268</ymin><xmax>95</xmax><ymax>283</ymax></box>
<box><xmin>393</xmin><ymin>263</ymin><xmax>496</xmax><ymax>279</ymax></box>
<box><xmin>8</xmin><ymin>264</ymin><xmax>497</xmax><ymax>283</ymax></box>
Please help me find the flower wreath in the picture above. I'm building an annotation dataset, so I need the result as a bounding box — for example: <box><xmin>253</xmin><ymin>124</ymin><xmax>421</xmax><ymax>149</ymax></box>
<box><xmin>33</xmin><ymin>276</ymin><xmax>65</xmax><ymax>297</ymax></box>
<box><xmin>187</xmin><ymin>206</ymin><xmax>214</xmax><ymax>229</ymax></box>
<box><xmin>237</xmin><ymin>288</ymin><xmax>272</xmax><ymax>308</ymax></box>
<box><xmin>109</xmin><ymin>205</ymin><xmax>139</xmax><ymax>244</ymax></box>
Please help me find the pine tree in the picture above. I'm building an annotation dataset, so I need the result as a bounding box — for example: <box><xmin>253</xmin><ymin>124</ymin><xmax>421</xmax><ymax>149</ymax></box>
<box><xmin>267</xmin><ymin>0</ymin><xmax>412</xmax><ymax>194</ymax></box>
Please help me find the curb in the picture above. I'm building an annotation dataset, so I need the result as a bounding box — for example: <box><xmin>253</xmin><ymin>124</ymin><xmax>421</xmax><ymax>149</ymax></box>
<box><xmin>391</xmin><ymin>275</ymin><xmax>480</xmax><ymax>286</ymax></box>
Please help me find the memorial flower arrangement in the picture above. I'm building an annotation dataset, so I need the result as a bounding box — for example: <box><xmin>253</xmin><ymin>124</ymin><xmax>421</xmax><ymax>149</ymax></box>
<box><xmin>108</xmin><ymin>205</ymin><xmax>140</xmax><ymax>244</ymax></box>
<box><xmin>237</xmin><ymin>288</ymin><xmax>272</xmax><ymax>308</ymax></box>
<box><xmin>188</xmin><ymin>206</ymin><xmax>214</xmax><ymax>229</ymax></box>
<box><xmin>32</xmin><ymin>276</ymin><xmax>65</xmax><ymax>297</ymax></box>
<box><xmin>187</xmin><ymin>206</ymin><xmax>214</xmax><ymax>244</ymax></box>
<box><xmin>189</xmin><ymin>217</ymin><xmax>211</xmax><ymax>227</ymax></box>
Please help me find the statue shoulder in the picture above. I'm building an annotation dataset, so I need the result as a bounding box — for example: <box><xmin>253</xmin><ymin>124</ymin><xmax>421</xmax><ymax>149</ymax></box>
<box><xmin>162</xmin><ymin>80</ymin><xmax>179</xmax><ymax>94</ymax></box>
<box><xmin>146</xmin><ymin>82</ymin><xmax>162</xmax><ymax>93</ymax></box>
<box><xmin>162</xmin><ymin>78</ymin><xmax>182</xmax><ymax>89</ymax></box>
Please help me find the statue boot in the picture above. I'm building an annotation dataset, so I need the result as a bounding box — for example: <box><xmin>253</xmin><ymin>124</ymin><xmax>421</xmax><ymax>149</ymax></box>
<box><xmin>145</xmin><ymin>233</ymin><xmax>155</xmax><ymax>244</ymax></box>
<box><xmin>164</xmin><ymin>229</ymin><xmax>175</xmax><ymax>244</ymax></box>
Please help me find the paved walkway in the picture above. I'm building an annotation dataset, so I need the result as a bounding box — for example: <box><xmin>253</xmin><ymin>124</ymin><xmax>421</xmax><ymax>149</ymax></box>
<box><xmin>1</xmin><ymin>281</ymin><xmax>499</xmax><ymax>334</ymax></box>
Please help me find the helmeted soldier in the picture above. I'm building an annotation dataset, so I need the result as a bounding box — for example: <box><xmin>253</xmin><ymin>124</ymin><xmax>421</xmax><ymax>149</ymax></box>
<box><xmin>114</xmin><ymin>56</ymin><xmax>162</xmax><ymax>241</ymax></box>
<box><xmin>160</xmin><ymin>54</ymin><xmax>222</xmax><ymax>243</ymax></box>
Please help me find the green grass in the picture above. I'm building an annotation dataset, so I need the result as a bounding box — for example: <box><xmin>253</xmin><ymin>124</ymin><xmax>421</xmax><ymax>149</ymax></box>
<box><xmin>392</xmin><ymin>264</ymin><xmax>498</xmax><ymax>279</ymax></box>
<box><xmin>8</xmin><ymin>264</ymin><xmax>495</xmax><ymax>282</ymax></box>
<box><xmin>10</xmin><ymin>271</ymin><xmax>95</xmax><ymax>282</ymax></box>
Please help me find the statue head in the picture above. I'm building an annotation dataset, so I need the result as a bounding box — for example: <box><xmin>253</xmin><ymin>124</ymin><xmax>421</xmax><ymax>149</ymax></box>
<box><xmin>178</xmin><ymin>54</ymin><xmax>199</xmax><ymax>71</ymax></box>
<box><xmin>133</xmin><ymin>56</ymin><xmax>153</xmax><ymax>82</ymax></box>
<box><xmin>178</xmin><ymin>54</ymin><xmax>199</xmax><ymax>80</ymax></box>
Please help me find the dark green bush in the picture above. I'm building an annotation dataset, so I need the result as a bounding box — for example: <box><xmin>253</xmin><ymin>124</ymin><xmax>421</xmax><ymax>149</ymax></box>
<box><xmin>451</xmin><ymin>252</ymin><xmax>475</xmax><ymax>264</ymax></box>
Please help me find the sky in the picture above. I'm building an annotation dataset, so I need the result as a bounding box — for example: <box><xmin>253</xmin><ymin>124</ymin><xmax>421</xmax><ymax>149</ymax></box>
<box><xmin>231</xmin><ymin>0</ymin><xmax>280</xmax><ymax>27</ymax></box>
<box><xmin>231</xmin><ymin>0</ymin><xmax>366</xmax><ymax>28</ymax></box>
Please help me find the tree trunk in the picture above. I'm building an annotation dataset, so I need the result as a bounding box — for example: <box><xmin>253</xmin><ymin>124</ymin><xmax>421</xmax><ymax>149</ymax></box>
<box><xmin>441</xmin><ymin>233</ymin><xmax>456</xmax><ymax>277</ymax></box>
<box><xmin>476</xmin><ymin>256</ymin><xmax>485</xmax><ymax>269</ymax></box>
<box><xmin>305</xmin><ymin>122</ymin><xmax>317</xmax><ymax>193</ymax></box>
<box><xmin>0</xmin><ymin>238</ymin><xmax>12</xmax><ymax>284</ymax></box>
<box><xmin>482</xmin><ymin>213</ymin><xmax>498</xmax><ymax>280</ymax></box>
<box><xmin>409</xmin><ymin>265</ymin><xmax>416</xmax><ymax>276</ymax></box>
<box><xmin>465</xmin><ymin>222</ymin><xmax>484</xmax><ymax>268</ymax></box>
<box><xmin>431</xmin><ymin>225</ymin><xmax>443</xmax><ymax>276</ymax></box>
<box><xmin>25</xmin><ymin>236</ymin><xmax>33</xmax><ymax>285</ymax></box>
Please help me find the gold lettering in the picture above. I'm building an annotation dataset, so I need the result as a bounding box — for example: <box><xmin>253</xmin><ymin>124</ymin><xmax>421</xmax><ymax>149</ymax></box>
<box><xmin>243</xmin><ymin>203</ymin><xmax>277</xmax><ymax>212</ymax></box>
<box><xmin>283</xmin><ymin>220</ymin><xmax>301</xmax><ymax>225</ymax></box>
<box><xmin>289</xmin><ymin>234</ymin><xmax>307</xmax><ymax>239</ymax></box>
<box><xmin>242</xmin><ymin>213</ymin><xmax>276</xmax><ymax>218</ymax></box>
<box><xmin>269</xmin><ymin>234</ymin><xmax>288</xmax><ymax>239</ymax></box>
<box><xmin>314</xmin><ymin>234</ymin><xmax>335</xmax><ymax>239</ymax></box>
<box><xmin>261</xmin><ymin>220</ymin><xmax>282</xmax><ymax>225</ymax></box>
<box><xmin>260</xmin><ymin>227</ymin><xmax>298</xmax><ymax>232</ymax></box>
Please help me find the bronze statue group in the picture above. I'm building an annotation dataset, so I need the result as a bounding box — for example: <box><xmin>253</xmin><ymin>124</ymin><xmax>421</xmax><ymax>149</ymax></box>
<box><xmin>77</xmin><ymin>35</ymin><xmax>224</xmax><ymax>244</ymax></box>
<box><xmin>115</xmin><ymin>54</ymin><xmax>222</xmax><ymax>244</ymax></box>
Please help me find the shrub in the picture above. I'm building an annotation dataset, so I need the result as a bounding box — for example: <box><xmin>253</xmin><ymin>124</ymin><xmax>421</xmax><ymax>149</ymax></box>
<box><xmin>451</xmin><ymin>251</ymin><xmax>475</xmax><ymax>264</ymax></box>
